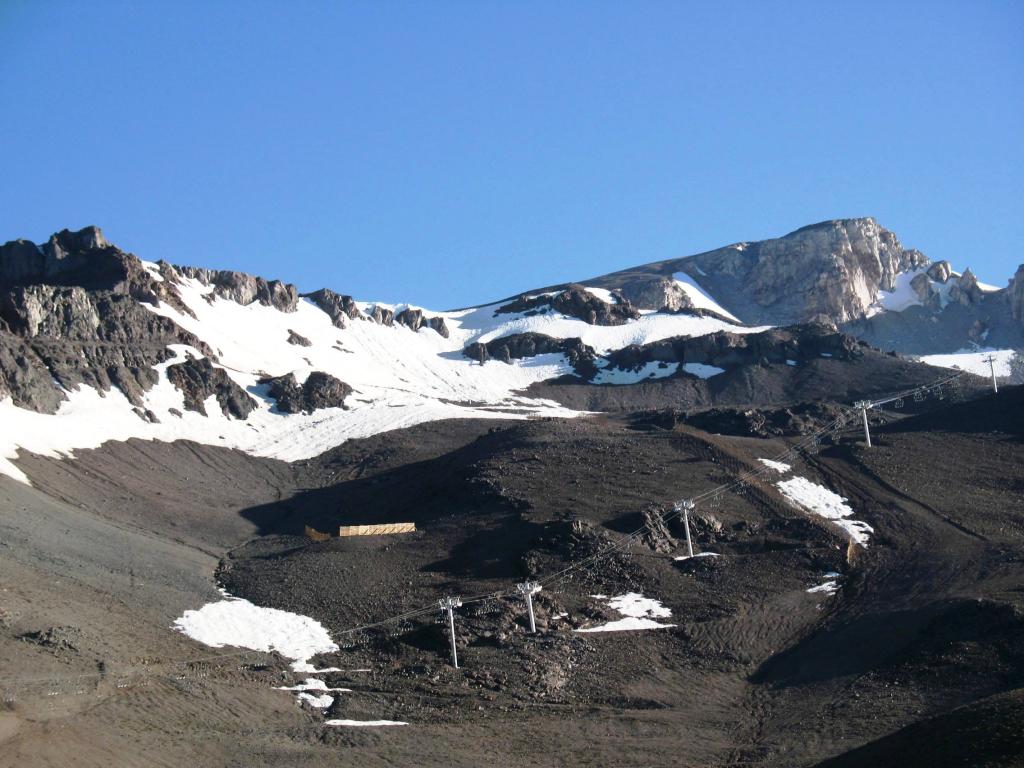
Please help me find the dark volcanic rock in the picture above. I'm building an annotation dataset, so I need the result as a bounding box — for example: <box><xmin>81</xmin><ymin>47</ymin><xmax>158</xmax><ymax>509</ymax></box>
<box><xmin>1011</xmin><ymin>264</ymin><xmax>1024</xmax><ymax>322</ymax></box>
<box><xmin>600</xmin><ymin>323</ymin><xmax>859</xmax><ymax>375</ymax></box>
<box><xmin>395</xmin><ymin>307</ymin><xmax>450</xmax><ymax>338</ymax></box>
<box><xmin>0</xmin><ymin>227</ymin><xmax>212</xmax><ymax>413</ymax></box>
<box><xmin>259</xmin><ymin>371</ymin><xmax>352</xmax><ymax>414</ymax></box>
<box><xmin>497</xmin><ymin>284</ymin><xmax>640</xmax><ymax>326</ymax></box>
<box><xmin>368</xmin><ymin>305</ymin><xmax>394</xmax><ymax>326</ymax></box>
<box><xmin>166</xmin><ymin>355</ymin><xmax>256</xmax><ymax>418</ymax></box>
<box><xmin>287</xmin><ymin>329</ymin><xmax>312</xmax><ymax>347</ymax></box>
<box><xmin>464</xmin><ymin>332</ymin><xmax>598</xmax><ymax>378</ymax></box>
<box><xmin>175</xmin><ymin>266</ymin><xmax>299</xmax><ymax>312</ymax></box>
<box><xmin>303</xmin><ymin>288</ymin><xmax>362</xmax><ymax>328</ymax></box>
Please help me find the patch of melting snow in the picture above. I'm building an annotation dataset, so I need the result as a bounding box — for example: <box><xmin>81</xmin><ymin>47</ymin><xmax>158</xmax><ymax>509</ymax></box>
<box><xmin>592</xmin><ymin>360</ymin><xmax>677</xmax><ymax>385</ymax></box>
<box><xmin>297</xmin><ymin>692</ymin><xmax>335</xmax><ymax>709</ymax></box>
<box><xmin>276</xmin><ymin>678</ymin><xmax>352</xmax><ymax>693</ymax></box>
<box><xmin>674</xmin><ymin>552</ymin><xmax>720</xmax><ymax>561</ymax></box>
<box><xmin>172</xmin><ymin>595</ymin><xmax>338</xmax><ymax>665</ymax></box>
<box><xmin>775</xmin><ymin>477</ymin><xmax>872</xmax><ymax>546</ymax></box>
<box><xmin>326</xmin><ymin>720</ymin><xmax>408</xmax><ymax>727</ymax></box>
<box><xmin>682</xmin><ymin>362</ymin><xmax>726</xmax><ymax>379</ymax></box>
<box><xmin>759</xmin><ymin>458</ymin><xmax>791</xmax><ymax>473</ymax></box>
<box><xmin>807</xmin><ymin>581</ymin><xmax>839</xmax><ymax>595</ymax></box>
<box><xmin>575</xmin><ymin>593</ymin><xmax>676</xmax><ymax>633</ymax></box>
<box><xmin>173</xmin><ymin>594</ymin><xmax>353</xmax><ymax>709</ymax></box>
<box><xmin>785</xmin><ymin>359</ymin><xmax>798</xmax><ymax>366</ymax></box>
<box><xmin>918</xmin><ymin>348</ymin><xmax>1015</xmax><ymax>378</ymax></box>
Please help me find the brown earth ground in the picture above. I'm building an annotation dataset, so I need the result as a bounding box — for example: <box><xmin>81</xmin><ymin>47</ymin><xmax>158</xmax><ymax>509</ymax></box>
<box><xmin>1</xmin><ymin>388</ymin><xmax>1022</xmax><ymax>767</ymax></box>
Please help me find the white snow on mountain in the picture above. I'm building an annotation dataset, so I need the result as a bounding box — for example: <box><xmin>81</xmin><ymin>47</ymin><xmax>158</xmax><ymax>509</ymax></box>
<box><xmin>775</xmin><ymin>476</ymin><xmax>872</xmax><ymax>546</ymax></box>
<box><xmin>592</xmin><ymin>361</ymin><xmax>677</xmax><ymax>385</ymax></box>
<box><xmin>172</xmin><ymin>593</ymin><xmax>338</xmax><ymax>669</ymax></box>
<box><xmin>0</xmin><ymin>265</ymin><xmax>766</xmax><ymax>484</ymax></box>
<box><xmin>575</xmin><ymin>593</ymin><xmax>676</xmax><ymax>633</ymax></box>
<box><xmin>682</xmin><ymin>362</ymin><xmax>726</xmax><ymax>378</ymax></box>
<box><xmin>870</xmin><ymin>269</ymin><xmax>927</xmax><ymax>314</ymax></box>
<box><xmin>672</xmin><ymin>271</ymin><xmax>742</xmax><ymax>323</ymax></box>
<box><xmin>919</xmin><ymin>348</ymin><xmax>1015</xmax><ymax>378</ymax></box>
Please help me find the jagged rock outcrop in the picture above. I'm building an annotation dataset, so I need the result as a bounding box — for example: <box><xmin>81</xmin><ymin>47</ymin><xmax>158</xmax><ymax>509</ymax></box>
<box><xmin>574</xmin><ymin>218</ymin><xmax>929</xmax><ymax>325</ymax></box>
<box><xmin>259</xmin><ymin>371</ymin><xmax>352</xmax><ymax>413</ymax></box>
<box><xmin>175</xmin><ymin>266</ymin><xmax>299</xmax><ymax>312</ymax></box>
<box><xmin>368</xmin><ymin>305</ymin><xmax>394</xmax><ymax>325</ymax></box>
<box><xmin>166</xmin><ymin>355</ymin><xmax>256</xmax><ymax>418</ymax></box>
<box><xmin>0</xmin><ymin>229</ymin><xmax>212</xmax><ymax>413</ymax></box>
<box><xmin>496</xmin><ymin>284</ymin><xmax>640</xmax><ymax>326</ymax></box>
<box><xmin>1011</xmin><ymin>265</ymin><xmax>1024</xmax><ymax>321</ymax></box>
<box><xmin>303</xmin><ymin>288</ymin><xmax>362</xmax><ymax>328</ymax></box>
<box><xmin>0</xmin><ymin>226</ymin><xmax>191</xmax><ymax>315</ymax></box>
<box><xmin>287</xmin><ymin>329</ymin><xmax>312</xmax><ymax>347</ymax></box>
<box><xmin>600</xmin><ymin>324</ymin><xmax>859</xmax><ymax>375</ymax></box>
<box><xmin>464</xmin><ymin>333</ymin><xmax>597</xmax><ymax>377</ymax></box>
<box><xmin>395</xmin><ymin>308</ymin><xmax>450</xmax><ymax>338</ymax></box>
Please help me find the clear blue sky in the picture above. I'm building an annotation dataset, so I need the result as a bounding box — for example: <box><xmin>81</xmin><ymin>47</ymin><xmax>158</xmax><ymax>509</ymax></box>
<box><xmin>1</xmin><ymin>1</ymin><xmax>1021</xmax><ymax>308</ymax></box>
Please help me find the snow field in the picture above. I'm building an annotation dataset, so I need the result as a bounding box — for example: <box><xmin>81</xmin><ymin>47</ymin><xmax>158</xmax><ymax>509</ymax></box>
<box><xmin>918</xmin><ymin>348</ymin><xmax>1016</xmax><ymax>379</ymax></box>
<box><xmin>0</xmin><ymin>265</ymin><xmax>766</xmax><ymax>484</ymax></box>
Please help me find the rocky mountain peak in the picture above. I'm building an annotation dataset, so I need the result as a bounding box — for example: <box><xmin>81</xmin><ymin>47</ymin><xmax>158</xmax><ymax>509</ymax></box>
<box><xmin>47</xmin><ymin>225</ymin><xmax>108</xmax><ymax>255</ymax></box>
<box><xmin>578</xmin><ymin>218</ymin><xmax>931</xmax><ymax>326</ymax></box>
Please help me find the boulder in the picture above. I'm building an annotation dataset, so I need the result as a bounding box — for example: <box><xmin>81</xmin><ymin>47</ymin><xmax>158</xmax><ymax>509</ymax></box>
<box><xmin>166</xmin><ymin>355</ymin><xmax>256</xmax><ymax>418</ymax></box>
<box><xmin>287</xmin><ymin>329</ymin><xmax>312</xmax><ymax>347</ymax></box>
<box><xmin>259</xmin><ymin>371</ymin><xmax>352</xmax><ymax>414</ymax></box>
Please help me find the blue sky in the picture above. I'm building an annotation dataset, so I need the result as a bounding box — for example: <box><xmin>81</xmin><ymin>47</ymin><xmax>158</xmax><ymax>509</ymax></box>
<box><xmin>1</xmin><ymin>1</ymin><xmax>1021</xmax><ymax>308</ymax></box>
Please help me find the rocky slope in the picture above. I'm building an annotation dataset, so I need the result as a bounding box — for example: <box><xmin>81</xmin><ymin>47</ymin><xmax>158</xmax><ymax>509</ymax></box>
<box><xmin>546</xmin><ymin>217</ymin><xmax>1024</xmax><ymax>354</ymax></box>
<box><xmin>0</xmin><ymin>222</ymin><xmax>1019</xmax><ymax>485</ymax></box>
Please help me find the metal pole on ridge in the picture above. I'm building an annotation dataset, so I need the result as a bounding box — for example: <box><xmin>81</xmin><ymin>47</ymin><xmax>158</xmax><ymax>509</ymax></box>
<box><xmin>983</xmin><ymin>355</ymin><xmax>999</xmax><ymax>394</ymax></box>
<box><xmin>681</xmin><ymin>499</ymin><xmax>695</xmax><ymax>558</ymax></box>
<box><xmin>855</xmin><ymin>400</ymin><xmax>872</xmax><ymax>448</ymax></box>
<box><xmin>439</xmin><ymin>596</ymin><xmax>462</xmax><ymax>668</ymax></box>
<box><xmin>516</xmin><ymin>581</ymin><xmax>540</xmax><ymax>633</ymax></box>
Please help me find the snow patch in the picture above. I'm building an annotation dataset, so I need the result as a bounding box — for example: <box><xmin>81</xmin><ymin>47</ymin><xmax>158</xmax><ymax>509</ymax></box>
<box><xmin>673</xmin><ymin>552</ymin><xmax>720</xmax><ymax>561</ymax></box>
<box><xmin>758</xmin><ymin>459</ymin><xmax>792</xmax><ymax>473</ymax></box>
<box><xmin>682</xmin><ymin>362</ymin><xmax>725</xmax><ymax>379</ymax></box>
<box><xmin>775</xmin><ymin>477</ymin><xmax>872</xmax><ymax>546</ymax></box>
<box><xmin>592</xmin><ymin>361</ymin><xmax>677</xmax><ymax>385</ymax></box>
<box><xmin>172</xmin><ymin>595</ymin><xmax>338</xmax><ymax>667</ymax></box>
<box><xmin>807</xmin><ymin>581</ymin><xmax>839</xmax><ymax>595</ymax></box>
<box><xmin>869</xmin><ymin>268</ymin><xmax>927</xmax><ymax>314</ymax></box>
<box><xmin>575</xmin><ymin>593</ymin><xmax>676</xmax><ymax>633</ymax></box>
<box><xmin>918</xmin><ymin>348</ymin><xmax>1014</xmax><ymax>378</ymax></box>
<box><xmin>297</xmin><ymin>692</ymin><xmax>335</xmax><ymax>709</ymax></box>
<box><xmin>326</xmin><ymin>720</ymin><xmax>408</xmax><ymax>727</ymax></box>
<box><xmin>276</xmin><ymin>678</ymin><xmax>351</xmax><ymax>693</ymax></box>
<box><xmin>582</xmin><ymin>286</ymin><xmax>617</xmax><ymax>304</ymax></box>
<box><xmin>672</xmin><ymin>272</ymin><xmax>742</xmax><ymax>323</ymax></box>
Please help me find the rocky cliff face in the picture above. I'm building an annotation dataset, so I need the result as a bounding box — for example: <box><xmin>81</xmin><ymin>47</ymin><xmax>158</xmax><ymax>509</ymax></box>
<box><xmin>578</xmin><ymin>218</ymin><xmax>928</xmax><ymax>326</ymax></box>
<box><xmin>175</xmin><ymin>266</ymin><xmax>300</xmax><ymax>312</ymax></box>
<box><xmin>496</xmin><ymin>285</ymin><xmax>640</xmax><ymax>325</ymax></box>
<box><xmin>1011</xmin><ymin>265</ymin><xmax>1024</xmax><ymax>321</ymax></box>
<box><xmin>0</xmin><ymin>228</ymin><xmax>211</xmax><ymax>413</ymax></box>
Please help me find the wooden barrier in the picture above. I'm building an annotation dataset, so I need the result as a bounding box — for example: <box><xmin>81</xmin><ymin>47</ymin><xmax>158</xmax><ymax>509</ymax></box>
<box><xmin>339</xmin><ymin>522</ymin><xmax>416</xmax><ymax>537</ymax></box>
